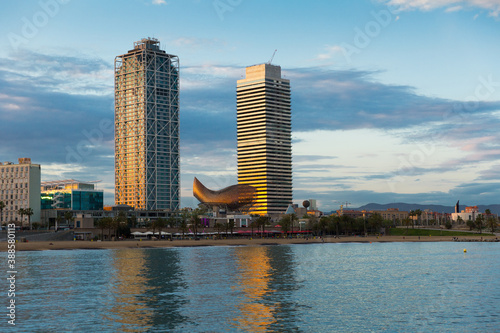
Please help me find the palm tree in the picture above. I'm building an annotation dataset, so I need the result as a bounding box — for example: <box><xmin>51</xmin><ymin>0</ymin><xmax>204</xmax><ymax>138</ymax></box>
<box><xmin>466</xmin><ymin>219</ymin><xmax>476</xmax><ymax>231</ymax></box>
<box><xmin>96</xmin><ymin>217</ymin><xmax>110</xmax><ymax>240</ymax></box>
<box><xmin>280</xmin><ymin>215</ymin><xmax>291</xmax><ymax>236</ymax></box>
<box><xmin>129</xmin><ymin>214</ymin><xmax>137</xmax><ymax>228</ymax></box>
<box><xmin>249</xmin><ymin>214</ymin><xmax>259</xmax><ymax>238</ymax></box>
<box><xmin>17</xmin><ymin>208</ymin><xmax>26</xmax><ymax>228</ymax></box>
<box><xmin>403</xmin><ymin>217</ymin><xmax>412</xmax><ymax>234</ymax></box>
<box><xmin>368</xmin><ymin>213</ymin><xmax>383</xmax><ymax>235</ymax></box>
<box><xmin>486</xmin><ymin>216</ymin><xmax>497</xmax><ymax>233</ymax></box>
<box><xmin>214</xmin><ymin>222</ymin><xmax>223</xmax><ymax>239</ymax></box>
<box><xmin>290</xmin><ymin>213</ymin><xmax>297</xmax><ymax>236</ymax></box>
<box><xmin>190</xmin><ymin>213</ymin><xmax>201</xmax><ymax>239</ymax></box>
<box><xmin>25</xmin><ymin>208</ymin><xmax>34</xmax><ymax>230</ymax></box>
<box><xmin>179</xmin><ymin>220</ymin><xmax>188</xmax><ymax>239</ymax></box>
<box><xmin>254</xmin><ymin>216</ymin><xmax>270</xmax><ymax>238</ymax></box>
<box><xmin>156</xmin><ymin>217</ymin><xmax>166</xmax><ymax>240</ymax></box>
<box><xmin>0</xmin><ymin>201</ymin><xmax>5</xmax><ymax>227</ymax></box>
<box><xmin>475</xmin><ymin>214</ymin><xmax>484</xmax><ymax>234</ymax></box>
<box><xmin>409</xmin><ymin>210</ymin><xmax>416</xmax><ymax>228</ymax></box>
<box><xmin>55</xmin><ymin>215</ymin><xmax>63</xmax><ymax>231</ymax></box>
<box><xmin>148</xmin><ymin>219</ymin><xmax>157</xmax><ymax>239</ymax></box>
<box><xmin>64</xmin><ymin>211</ymin><xmax>74</xmax><ymax>227</ymax></box>
<box><xmin>167</xmin><ymin>215</ymin><xmax>177</xmax><ymax>229</ymax></box>
<box><xmin>415</xmin><ymin>209</ymin><xmax>422</xmax><ymax>227</ymax></box>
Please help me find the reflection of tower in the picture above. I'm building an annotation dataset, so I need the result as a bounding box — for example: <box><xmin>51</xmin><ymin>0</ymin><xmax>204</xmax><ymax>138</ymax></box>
<box><xmin>107</xmin><ymin>249</ymin><xmax>153</xmax><ymax>330</ymax></box>
<box><xmin>237</xmin><ymin>64</ymin><xmax>292</xmax><ymax>216</ymax></box>
<box><xmin>232</xmin><ymin>247</ymin><xmax>276</xmax><ymax>331</ymax></box>
<box><xmin>115</xmin><ymin>38</ymin><xmax>180</xmax><ymax>210</ymax></box>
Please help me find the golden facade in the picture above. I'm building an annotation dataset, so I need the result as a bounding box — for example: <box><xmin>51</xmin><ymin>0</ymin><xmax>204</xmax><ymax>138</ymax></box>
<box><xmin>237</xmin><ymin>64</ymin><xmax>292</xmax><ymax>216</ymax></box>
<box><xmin>115</xmin><ymin>38</ymin><xmax>180</xmax><ymax>210</ymax></box>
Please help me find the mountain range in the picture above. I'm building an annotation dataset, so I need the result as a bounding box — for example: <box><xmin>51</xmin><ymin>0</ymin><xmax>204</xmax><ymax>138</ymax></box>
<box><xmin>345</xmin><ymin>203</ymin><xmax>500</xmax><ymax>215</ymax></box>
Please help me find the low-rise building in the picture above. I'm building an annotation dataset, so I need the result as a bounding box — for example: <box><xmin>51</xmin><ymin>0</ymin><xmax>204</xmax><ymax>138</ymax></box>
<box><xmin>372</xmin><ymin>208</ymin><xmax>409</xmax><ymax>224</ymax></box>
<box><xmin>452</xmin><ymin>206</ymin><xmax>479</xmax><ymax>223</ymax></box>
<box><xmin>41</xmin><ymin>179</ymin><xmax>103</xmax><ymax>210</ymax></box>
<box><xmin>0</xmin><ymin>158</ymin><xmax>41</xmax><ymax>226</ymax></box>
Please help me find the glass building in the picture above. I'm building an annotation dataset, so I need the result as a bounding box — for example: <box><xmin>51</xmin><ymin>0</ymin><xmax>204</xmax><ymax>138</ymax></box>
<box><xmin>41</xmin><ymin>180</ymin><xmax>103</xmax><ymax>211</ymax></box>
<box><xmin>237</xmin><ymin>64</ymin><xmax>292</xmax><ymax>216</ymax></box>
<box><xmin>115</xmin><ymin>38</ymin><xmax>180</xmax><ymax>211</ymax></box>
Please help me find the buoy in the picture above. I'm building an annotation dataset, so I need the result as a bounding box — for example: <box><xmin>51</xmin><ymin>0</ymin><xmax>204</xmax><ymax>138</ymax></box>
<box><xmin>463</xmin><ymin>249</ymin><xmax>467</xmax><ymax>253</ymax></box>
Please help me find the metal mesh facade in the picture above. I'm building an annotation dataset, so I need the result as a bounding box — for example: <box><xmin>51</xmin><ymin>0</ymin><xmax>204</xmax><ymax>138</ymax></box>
<box><xmin>115</xmin><ymin>38</ymin><xmax>180</xmax><ymax>211</ymax></box>
<box><xmin>237</xmin><ymin>64</ymin><xmax>292</xmax><ymax>216</ymax></box>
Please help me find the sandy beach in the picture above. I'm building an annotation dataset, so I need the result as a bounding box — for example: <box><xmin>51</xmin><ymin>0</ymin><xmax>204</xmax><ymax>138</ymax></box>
<box><xmin>3</xmin><ymin>235</ymin><xmax>498</xmax><ymax>252</ymax></box>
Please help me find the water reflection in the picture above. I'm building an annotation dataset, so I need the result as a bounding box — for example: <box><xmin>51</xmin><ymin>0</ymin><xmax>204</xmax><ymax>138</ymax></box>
<box><xmin>232</xmin><ymin>246</ymin><xmax>277</xmax><ymax>332</ymax></box>
<box><xmin>105</xmin><ymin>248</ymin><xmax>187</xmax><ymax>332</ymax></box>
<box><xmin>12</xmin><ymin>243</ymin><xmax>500</xmax><ymax>332</ymax></box>
<box><xmin>142</xmin><ymin>249</ymin><xmax>188</xmax><ymax>330</ymax></box>
<box><xmin>106</xmin><ymin>249</ymin><xmax>155</xmax><ymax>332</ymax></box>
<box><xmin>265</xmin><ymin>246</ymin><xmax>303</xmax><ymax>332</ymax></box>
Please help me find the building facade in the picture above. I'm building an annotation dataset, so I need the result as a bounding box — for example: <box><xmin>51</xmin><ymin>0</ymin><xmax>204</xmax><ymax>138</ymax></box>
<box><xmin>237</xmin><ymin>64</ymin><xmax>292</xmax><ymax>216</ymax></box>
<box><xmin>0</xmin><ymin>158</ymin><xmax>41</xmax><ymax>226</ymax></box>
<box><xmin>372</xmin><ymin>208</ymin><xmax>409</xmax><ymax>223</ymax></box>
<box><xmin>115</xmin><ymin>38</ymin><xmax>180</xmax><ymax>211</ymax></box>
<box><xmin>452</xmin><ymin>206</ymin><xmax>479</xmax><ymax>223</ymax></box>
<box><xmin>308</xmin><ymin>199</ymin><xmax>318</xmax><ymax>211</ymax></box>
<box><xmin>41</xmin><ymin>179</ymin><xmax>104</xmax><ymax>210</ymax></box>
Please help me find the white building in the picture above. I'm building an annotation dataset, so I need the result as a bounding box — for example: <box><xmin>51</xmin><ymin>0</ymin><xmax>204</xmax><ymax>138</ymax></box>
<box><xmin>0</xmin><ymin>158</ymin><xmax>41</xmax><ymax>227</ymax></box>
<box><xmin>451</xmin><ymin>206</ymin><xmax>479</xmax><ymax>223</ymax></box>
<box><xmin>308</xmin><ymin>199</ymin><xmax>318</xmax><ymax>211</ymax></box>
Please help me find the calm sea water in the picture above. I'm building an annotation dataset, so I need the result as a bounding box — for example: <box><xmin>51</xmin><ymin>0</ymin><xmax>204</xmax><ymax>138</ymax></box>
<box><xmin>4</xmin><ymin>242</ymin><xmax>500</xmax><ymax>332</ymax></box>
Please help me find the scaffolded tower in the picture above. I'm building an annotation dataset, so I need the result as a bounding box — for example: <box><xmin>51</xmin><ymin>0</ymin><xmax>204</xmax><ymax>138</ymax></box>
<box><xmin>115</xmin><ymin>38</ymin><xmax>180</xmax><ymax>211</ymax></box>
<box><xmin>237</xmin><ymin>64</ymin><xmax>292</xmax><ymax>216</ymax></box>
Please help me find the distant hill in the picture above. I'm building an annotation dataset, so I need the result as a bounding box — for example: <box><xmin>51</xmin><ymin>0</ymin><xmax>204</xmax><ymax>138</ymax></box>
<box><xmin>349</xmin><ymin>203</ymin><xmax>500</xmax><ymax>215</ymax></box>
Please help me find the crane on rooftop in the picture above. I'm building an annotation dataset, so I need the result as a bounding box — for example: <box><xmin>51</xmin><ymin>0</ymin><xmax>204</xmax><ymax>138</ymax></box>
<box><xmin>268</xmin><ymin>49</ymin><xmax>277</xmax><ymax>65</ymax></box>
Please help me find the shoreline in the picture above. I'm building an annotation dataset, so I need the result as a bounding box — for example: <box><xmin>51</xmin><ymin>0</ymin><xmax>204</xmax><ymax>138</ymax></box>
<box><xmin>2</xmin><ymin>235</ymin><xmax>498</xmax><ymax>252</ymax></box>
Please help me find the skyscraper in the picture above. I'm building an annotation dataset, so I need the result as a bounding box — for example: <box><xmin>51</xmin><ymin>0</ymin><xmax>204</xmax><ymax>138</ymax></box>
<box><xmin>114</xmin><ymin>38</ymin><xmax>180</xmax><ymax>210</ymax></box>
<box><xmin>237</xmin><ymin>64</ymin><xmax>292</xmax><ymax>216</ymax></box>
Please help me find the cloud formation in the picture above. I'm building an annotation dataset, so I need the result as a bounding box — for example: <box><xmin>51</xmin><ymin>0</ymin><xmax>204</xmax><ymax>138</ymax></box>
<box><xmin>382</xmin><ymin>0</ymin><xmax>500</xmax><ymax>17</ymax></box>
<box><xmin>1</xmin><ymin>51</ymin><xmax>499</xmax><ymax>209</ymax></box>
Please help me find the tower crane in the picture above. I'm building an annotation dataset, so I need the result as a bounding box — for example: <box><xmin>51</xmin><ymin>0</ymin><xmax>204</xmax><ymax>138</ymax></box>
<box><xmin>268</xmin><ymin>49</ymin><xmax>277</xmax><ymax>64</ymax></box>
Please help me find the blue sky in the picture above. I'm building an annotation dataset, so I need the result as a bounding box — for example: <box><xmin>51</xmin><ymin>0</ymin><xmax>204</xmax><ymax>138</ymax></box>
<box><xmin>1</xmin><ymin>0</ymin><xmax>499</xmax><ymax>211</ymax></box>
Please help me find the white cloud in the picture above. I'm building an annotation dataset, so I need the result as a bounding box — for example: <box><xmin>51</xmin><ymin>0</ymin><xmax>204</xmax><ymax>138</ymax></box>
<box><xmin>383</xmin><ymin>0</ymin><xmax>500</xmax><ymax>17</ymax></box>
<box><xmin>445</xmin><ymin>5</ymin><xmax>464</xmax><ymax>11</ymax></box>
<box><xmin>315</xmin><ymin>45</ymin><xmax>345</xmax><ymax>61</ymax></box>
<box><xmin>152</xmin><ymin>0</ymin><xmax>166</xmax><ymax>5</ymax></box>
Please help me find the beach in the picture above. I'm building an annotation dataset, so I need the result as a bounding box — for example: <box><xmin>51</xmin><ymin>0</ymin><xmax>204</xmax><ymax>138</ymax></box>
<box><xmin>4</xmin><ymin>234</ymin><xmax>498</xmax><ymax>251</ymax></box>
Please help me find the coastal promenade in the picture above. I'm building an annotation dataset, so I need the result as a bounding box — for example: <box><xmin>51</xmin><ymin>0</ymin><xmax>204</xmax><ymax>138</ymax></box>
<box><xmin>3</xmin><ymin>234</ymin><xmax>498</xmax><ymax>252</ymax></box>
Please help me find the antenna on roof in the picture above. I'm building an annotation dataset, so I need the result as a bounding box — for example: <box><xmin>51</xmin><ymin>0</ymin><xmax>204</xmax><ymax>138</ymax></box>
<box><xmin>268</xmin><ymin>49</ymin><xmax>277</xmax><ymax>64</ymax></box>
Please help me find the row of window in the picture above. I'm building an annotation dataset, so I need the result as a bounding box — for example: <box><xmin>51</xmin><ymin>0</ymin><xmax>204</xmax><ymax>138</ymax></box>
<box><xmin>0</xmin><ymin>182</ymin><xmax>29</xmax><ymax>188</ymax></box>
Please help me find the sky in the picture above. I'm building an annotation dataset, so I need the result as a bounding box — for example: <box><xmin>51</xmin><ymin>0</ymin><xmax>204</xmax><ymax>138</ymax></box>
<box><xmin>1</xmin><ymin>0</ymin><xmax>499</xmax><ymax>211</ymax></box>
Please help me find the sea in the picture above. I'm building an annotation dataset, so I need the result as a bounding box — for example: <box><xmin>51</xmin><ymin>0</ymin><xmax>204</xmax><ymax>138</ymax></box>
<box><xmin>4</xmin><ymin>242</ymin><xmax>500</xmax><ymax>332</ymax></box>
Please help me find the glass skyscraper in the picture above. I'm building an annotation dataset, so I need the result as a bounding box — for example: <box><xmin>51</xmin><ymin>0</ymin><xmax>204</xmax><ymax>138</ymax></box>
<box><xmin>114</xmin><ymin>38</ymin><xmax>180</xmax><ymax>211</ymax></box>
<box><xmin>237</xmin><ymin>64</ymin><xmax>292</xmax><ymax>216</ymax></box>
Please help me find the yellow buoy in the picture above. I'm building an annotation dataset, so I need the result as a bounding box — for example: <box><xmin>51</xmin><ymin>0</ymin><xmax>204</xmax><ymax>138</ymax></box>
<box><xmin>463</xmin><ymin>249</ymin><xmax>467</xmax><ymax>253</ymax></box>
